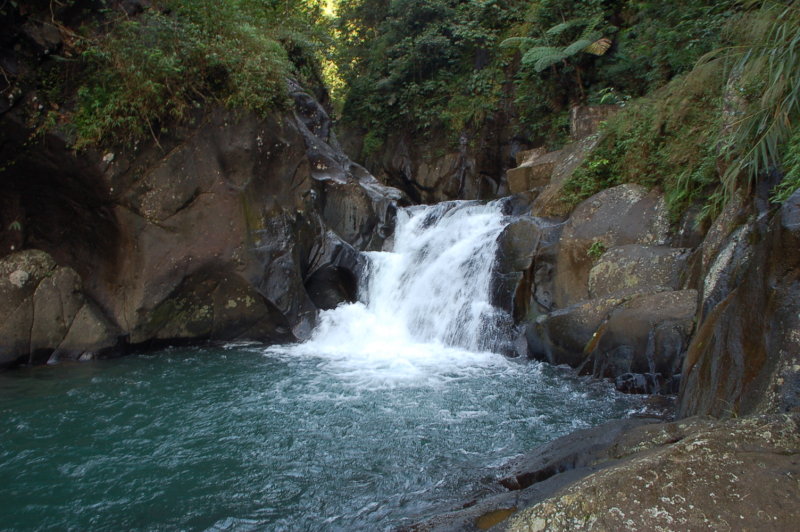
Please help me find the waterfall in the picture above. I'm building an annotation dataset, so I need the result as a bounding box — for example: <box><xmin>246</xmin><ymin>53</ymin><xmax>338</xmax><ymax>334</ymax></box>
<box><xmin>274</xmin><ymin>200</ymin><xmax>515</xmax><ymax>384</ymax></box>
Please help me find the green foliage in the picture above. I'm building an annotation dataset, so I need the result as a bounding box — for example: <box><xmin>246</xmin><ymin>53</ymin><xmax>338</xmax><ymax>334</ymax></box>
<box><xmin>337</xmin><ymin>0</ymin><xmax>526</xmax><ymax>141</ymax></box>
<box><xmin>562</xmin><ymin>61</ymin><xmax>726</xmax><ymax>221</ymax></box>
<box><xmin>70</xmin><ymin>0</ymin><xmax>330</xmax><ymax>148</ymax></box>
<box><xmin>771</xmin><ymin>124</ymin><xmax>800</xmax><ymax>202</ymax></box>
<box><xmin>587</xmin><ymin>240</ymin><xmax>606</xmax><ymax>260</ymax></box>
<box><xmin>607</xmin><ymin>1</ymin><xmax>737</xmax><ymax>96</ymax></box>
<box><xmin>502</xmin><ymin>13</ymin><xmax>604</xmax><ymax>83</ymax></box>
<box><xmin>361</xmin><ymin>128</ymin><xmax>385</xmax><ymax>157</ymax></box>
<box><xmin>708</xmin><ymin>0</ymin><xmax>800</xmax><ymax>194</ymax></box>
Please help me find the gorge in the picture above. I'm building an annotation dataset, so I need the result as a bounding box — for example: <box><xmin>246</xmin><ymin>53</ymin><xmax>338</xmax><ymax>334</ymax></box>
<box><xmin>1</xmin><ymin>1</ymin><xmax>800</xmax><ymax>530</ymax></box>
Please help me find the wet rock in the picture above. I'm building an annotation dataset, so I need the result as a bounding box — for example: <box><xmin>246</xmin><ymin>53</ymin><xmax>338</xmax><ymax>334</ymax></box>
<box><xmin>679</xmin><ymin>189</ymin><xmax>800</xmax><ymax>417</ymax></box>
<box><xmin>529</xmin><ymin>289</ymin><xmax>696</xmax><ymax>390</ymax></box>
<box><xmin>0</xmin><ymin>250</ymin><xmax>56</xmax><ymax>365</ymax></box>
<box><xmin>552</xmin><ymin>184</ymin><xmax>670</xmax><ymax>307</ymax></box>
<box><xmin>508</xmin><ymin>414</ymin><xmax>800</xmax><ymax>531</ymax></box>
<box><xmin>303</xmin><ymin>230</ymin><xmax>364</xmax><ymax>310</ymax></box>
<box><xmin>30</xmin><ymin>265</ymin><xmax>84</xmax><ymax>357</ymax></box>
<box><xmin>526</xmin><ymin>295</ymin><xmax>626</xmax><ymax>368</ymax></box>
<box><xmin>409</xmin><ymin>417</ymin><xmax>662</xmax><ymax>532</ymax></box>
<box><xmin>0</xmin><ymin>250</ymin><xmax>120</xmax><ymax>366</ymax></box>
<box><xmin>493</xmin><ymin>214</ymin><xmax>564</xmax><ymax>322</ymax></box>
<box><xmin>53</xmin><ymin>301</ymin><xmax>123</xmax><ymax>362</ymax></box>
<box><xmin>588</xmin><ymin>245</ymin><xmax>690</xmax><ymax>299</ymax></box>
<box><xmin>1</xmin><ymin>79</ymin><xmax>402</xmax><ymax>363</ymax></box>
<box><xmin>590</xmin><ymin>290</ymin><xmax>697</xmax><ymax>392</ymax></box>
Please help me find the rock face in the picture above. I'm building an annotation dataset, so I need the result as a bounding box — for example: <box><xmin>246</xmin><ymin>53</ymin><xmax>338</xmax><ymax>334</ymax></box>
<box><xmin>679</xmin><ymin>189</ymin><xmax>800</xmax><ymax>417</ymax></box>
<box><xmin>492</xmin><ymin>209</ymin><xmax>564</xmax><ymax>322</ymax></box>
<box><xmin>0</xmin><ymin>250</ymin><xmax>121</xmax><ymax>366</ymax></box>
<box><xmin>0</xmin><ymin>83</ymin><xmax>401</xmax><ymax>367</ymax></box>
<box><xmin>588</xmin><ymin>244</ymin><xmax>690</xmax><ymax>299</ymax></box>
<box><xmin>515</xmin><ymin>183</ymin><xmax>691</xmax><ymax>393</ymax></box>
<box><xmin>508</xmin><ymin>414</ymin><xmax>800</xmax><ymax>532</ymax></box>
<box><xmin>417</xmin><ymin>414</ymin><xmax>800</xmax><ymax>531</ymax></box>
<box><xmin>552</xmin><ymin>184</ymin><xmax>671</xmax><ymax>308</ymax></box>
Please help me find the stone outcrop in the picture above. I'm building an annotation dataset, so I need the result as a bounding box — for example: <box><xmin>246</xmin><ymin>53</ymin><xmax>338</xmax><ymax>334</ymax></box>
<box><xmin>0</xmin><ymin>250</ymin><xmax>121</xmax><ymax>366</ymax></box>
<box><xmin>492</xmin><ymin>208</ymin><xmax>564</xmax><ymax>322</ymax></box>
<box><xmin>513</xmin><ymin>183</ymin><xmax>690</xmax><ymax>393</ymax></box>
<box><xmin>508</xmin><ymin>414</ymin><xmax>800</xmax><ymax>531</ymax></box>
<box><xmin>416</xmin><ymin>414</ymin><xmax>800</xmax><ymax>531</ymax></box>
<box><xmin>528</xmin><ymin>290</ymin><xmax>696</xmax><ymax>393</ymax></box>
<box><xmin>588</xmin><ymin>244</ymin><xmax>690</xmax><ymax>299</ymax></box>
<box><xmin>552</xmin><ymin>184</ymin><xmax>671</xmax><ymax>308</ymax></box>
<box><xmin>679</xmin><ymin>188</ymin><xmax>800</xmax><ymax>417</ymax></box>
<box><xmin>0</xmin><ymin>82</ymin><xmax>401</xmax><ymax>367</ymax></box>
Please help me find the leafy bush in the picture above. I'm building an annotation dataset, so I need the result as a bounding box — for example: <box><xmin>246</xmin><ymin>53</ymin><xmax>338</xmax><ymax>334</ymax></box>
<box><xmin>70</xmin><ymin>0</ymin><xmax>329</xmax><ymax>148</ymax></box>
<box><xmin>707</xmin><ymin>0</ymin><xmax>800</xmax><ymax>195</ymax></box>
<box><xmin>336</xmin><ymin>0</ymin><xmax>526</xmax><ymax>142</ymax></box>
<box><xmin>772</xmin><ymin>125</ymin><xmax>800</xmax><ymax>202</ymax></box>
<box><xmin>562</xmin><ymin>60</ymin><xmax>725</xmax><ymax>222</ymax></box>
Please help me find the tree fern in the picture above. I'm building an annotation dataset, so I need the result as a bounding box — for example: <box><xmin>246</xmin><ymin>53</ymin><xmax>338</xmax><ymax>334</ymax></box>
<box><xmin>563</xmin><ymin>38</ymin><xmax>595</xmax><ymax>57</ymax></box>
<box><xmin>501</xmin><ymin>14</ymin><xmax>611</xmax><ymax>95</ymax></box>
<box><xmin>546</xmin><ymin>18</ymin><xmax>590</xmax><ymax>37</ymax></box>
<box><xmin>522</xmin><ymin>46</ymin><xmax>568</xmax><ymax>72</ymax></box>
<box><xmin>499</xmin><ymin>36</ymin><xmax>537</xmax><ymax>49</ymax></box>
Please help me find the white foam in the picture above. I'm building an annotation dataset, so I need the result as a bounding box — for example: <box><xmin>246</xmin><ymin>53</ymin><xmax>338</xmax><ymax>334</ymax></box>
<box><xmin>269</xmin><ymin>201</ymin><xmax>514</xmax><ymax>387</ymax></box>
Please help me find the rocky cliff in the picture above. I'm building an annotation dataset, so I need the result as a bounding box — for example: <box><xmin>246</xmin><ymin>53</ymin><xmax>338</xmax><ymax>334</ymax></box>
<box><xmin>0</xmin><ymin>33</ymin><xmax>402</xmax><ymax>367</ymax></box>
<box><xmin>413</xmin><ymin>106</ymin><xmax>800</xmax><ymax>531</ymax></box>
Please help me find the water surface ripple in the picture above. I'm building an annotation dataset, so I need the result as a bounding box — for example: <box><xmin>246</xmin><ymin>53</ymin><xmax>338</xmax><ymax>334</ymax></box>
<box><xmin>0</xmin><ymin>346</ymin><xmax>642</xmax><ymax>530</ymax></box>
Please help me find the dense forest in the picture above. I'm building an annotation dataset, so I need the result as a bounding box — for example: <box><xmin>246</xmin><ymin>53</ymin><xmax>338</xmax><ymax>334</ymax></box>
<box><xmin>2</xmin><ymin>1</ymin><xmax>800</xmax><ymax>530</ymax></box>
<box><xmin>3</xmin><ymin>0</ymin><xmax>798</xmax><ymax>221</ymax></box>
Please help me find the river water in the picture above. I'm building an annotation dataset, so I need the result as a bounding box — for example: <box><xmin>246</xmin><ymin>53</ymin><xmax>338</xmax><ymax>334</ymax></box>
<box><xmin>0</xmin><ymin>201</ymin><xmax>643</xmax><ymax>530</ymax></box>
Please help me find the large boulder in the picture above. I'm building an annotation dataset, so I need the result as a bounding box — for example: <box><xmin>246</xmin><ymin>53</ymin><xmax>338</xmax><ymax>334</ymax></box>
<box><xmin>412</xmin><ymin>413</ymin><xmax>800</xmax><ymax>531</ymax></box>
<box><xmin>591</xmin><ymin>290</ymin><xmax>697</xmax><ymax>393</ymax></box>
<box><xmin>0</xmin><ymin>250</ymin><xmax>121</xmax><ymax>367</ymax></box>
<box><xmin>552</xmin><ymin>184</ymin><xmax>670</xmax><ymax>308</ymax></box>
<box><xmin>508</xmin><ymin>414</ymin><xmax>800</xmax><ymax>531</ymax></box>
<box><xmin>526</xmin><ymin>295</ymin><xmax>627</xmax><ymax>369</ymax></box>
<box><xmin>588</xmin><ymin>244</ymin><xmax>690</xmax><ymax>299</ymax></box>
<box><xmin>679</xmin><ymin>189</ymin><xmax>800</xmax><ymax>417</ymax></box>
<box><xmin>528</xmin><ymin>290</ymin><xmax>696</xmax><ymax>393</ymax></box>
<box><xmin>0</xmin><ymin>81</ymin><xmax>402</xmax><ymax>364</ymax></box>
<box><xmin>493</xmin><ymin>214</ymin><xmax>564</xmax><ymax>321</ymax></box>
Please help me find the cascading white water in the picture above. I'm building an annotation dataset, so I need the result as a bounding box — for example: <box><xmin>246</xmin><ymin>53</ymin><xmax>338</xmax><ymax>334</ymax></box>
<box><xmin>278</xmin><ymin>200</ymin><xmax>515</xmax><ymax>385</ymax></box>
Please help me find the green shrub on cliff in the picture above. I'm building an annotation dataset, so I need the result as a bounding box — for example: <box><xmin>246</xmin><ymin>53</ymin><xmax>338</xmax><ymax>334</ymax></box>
<box><xmin>71</xmin><ymin>0</ymin><xmax>329</xmax><ymax>148</ymax></box>
<box><xmin>336</xmin><ymin>0</ymin><xmax>526</xmax><ymax>142</ymax></box>
<box><xmin>562</xmin><ymin>60</ymin><xmax>725</xmax><ymax>221</ymax></box>
<box><xmin>710</xmin><ymin>0</ymin><xmax>800</xmax><ymax>196</ymax></box>
<box><xmin>561</xmin><ymin>0</ymin><xmax>800</xmax><ymax>222</ymax></box>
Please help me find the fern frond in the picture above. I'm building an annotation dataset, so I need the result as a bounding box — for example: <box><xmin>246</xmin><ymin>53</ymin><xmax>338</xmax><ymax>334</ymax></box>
<box><xmin>499</xmin><ymin>36</ymin><xmax>537</xmax><ymax>49</ymax></box>
<box><xmin>522</xmin><ymin>46</ymin><xmax>567</xmax><ymax>72</ymax></box>
<box><xmin>585</xmin><ymin>37</ymin><xmax>612</xmax><ymax>56</ymax></box>
<box><xmin>563</xmin><ymin>38</ymin><xmax>593</xmax><ymax>57</ymax></box>
<box><xmin>546</xmin><ymin>18</ymin><xmax>589</xmax><ymax>37</ymax></box>
<box><xmin>579</xmin><ymin>14</ymin><xmax>604</xmax><ymax>39</ymax></box>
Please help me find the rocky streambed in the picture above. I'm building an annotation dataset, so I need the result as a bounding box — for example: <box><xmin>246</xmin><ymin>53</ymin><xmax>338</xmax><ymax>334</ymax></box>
<box><xmin>2</xmin><ymin>23</ymin><xmax>799</xmax><ymax>527</ymax></box>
